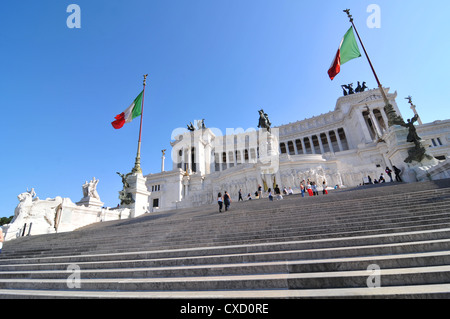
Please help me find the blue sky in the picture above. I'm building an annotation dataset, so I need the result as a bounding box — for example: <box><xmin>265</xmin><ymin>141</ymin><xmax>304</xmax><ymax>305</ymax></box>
<box><xmin>1</xmin><ymin>0</ymin><xmax>449</xmax><ymax>217</ymax></box>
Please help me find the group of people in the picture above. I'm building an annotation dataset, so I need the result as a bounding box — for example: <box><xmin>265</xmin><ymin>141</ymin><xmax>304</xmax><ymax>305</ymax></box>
<box><xmin>300</xmin><ymin>180</ymin><xmax>328</xmax><ymax>197</ymax></box>
<box><xmin>217</xmin><ymin>179</ymin><xmax>330</xmax><ymax>212</ymax></box>
<box><xmin>367</xmin><ymin>166</ymin><xmax>403</xmax><ymax>185</ymax></box>
<box><xmin>266</xmin><ymin>184</ymin><xmax>295</xmax><ymax>201</ymax></box>
<box><xmin>217</xmin><ymin>191</ymin><xmax>232</xmax><ymax>212</ymax></box>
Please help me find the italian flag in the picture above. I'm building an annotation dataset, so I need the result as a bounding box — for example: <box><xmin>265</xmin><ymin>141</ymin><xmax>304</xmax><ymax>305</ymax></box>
<box><xmin>111</xmin><ymin>91</ymin><xmax>143</xmax><ymax>129</ymax></box>
<box><xmin>328</xmin><ymin>26</ymin><xmax>361</xmax><ymax>80</ymax></box>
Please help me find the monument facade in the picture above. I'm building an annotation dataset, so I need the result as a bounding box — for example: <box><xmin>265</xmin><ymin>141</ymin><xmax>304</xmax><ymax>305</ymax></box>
<box><xmin>144</xmin><ymin>87</ymin><xmax>450</xmax><ymax>212</ymax></box>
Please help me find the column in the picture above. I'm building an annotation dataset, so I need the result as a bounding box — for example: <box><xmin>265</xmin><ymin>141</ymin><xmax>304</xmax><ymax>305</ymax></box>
<box><xmin>309</xmin><ymin>136</ymin><xmax>316</xmax><ymax>154</ymax></box>
<box><xmin>334</xmin><ymin>129</ymin><xmax>343</xmax><ymax>152</ymax></box>
<box><xmin>326</xmin><ymin>132</ymin><xmax>335</xmax><ymax>153</ymax></box>
<box><xmin>358</xmin><ymin>113</ymin><xmax>374</xmax><ymax>142</ymax></box>
<box><xmin>369</xmin><ymin>109</ymin><xmax>383</xmax><ymax>138</ymax></box>
<box><xmin>380</xmin><ymin>108</ymin><xmax>390</xmax><ymax>129</ymax></box>
<box><xmin>293</xmin><ymin>140</ymin><xmax>299</xmax><ymax>155</ymax></box>
<box><xmin>301</xmin><ymin>138</ymin><xmax>307</xmax><ymax>154</ymax></box>
<box><xmin>318</xmin><ymin>135</ymin><xmax>325</xmax><ymax>154</ymax></box>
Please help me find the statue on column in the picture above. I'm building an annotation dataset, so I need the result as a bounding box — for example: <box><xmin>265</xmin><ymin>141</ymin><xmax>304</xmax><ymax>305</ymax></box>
<box><xmin>392</xmin><ymin>114</ymin><xmax>433</xmax><ymax>163</ymax></box>
<box><xmin>258</xmin><ymin>109</ymin><xmax>272</xmax><ymax>133</ymax></box>
<box><xmin>116</xmin><ymin>172</ymin><xmax>134</xmax><ymax>205</ymax></box>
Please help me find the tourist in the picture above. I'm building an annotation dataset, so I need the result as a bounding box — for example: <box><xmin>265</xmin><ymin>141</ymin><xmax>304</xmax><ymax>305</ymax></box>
<box><xmin>267</xmin><ymin>188</ymin><xmax>273</xmax><ymax>201</ymax></box>
<box><xmin>385</xmin><ymin>167</ymin><xmax>393</xmax><ymax>182</ymax></box>
<box><xmin>288</xmin><ymin>187</ymin><xmax>294</xmax><ymax>195</ymax></box>
<box><xmin>0</xmin><ymin>228</ymin><xmax>4</xmax><ymax>254</ymax></box>
<box><xmin>283</xmin><ymin>187</ymin><xmax>288</xmax><ymax>195</ymax></box>
<box><xmin>217</xmin><ymin>192</ymin><xmax>223</xmax><ymax>213</ymax></box>
<box><xmin>393</xmin><ymin>166</ymin><xmax>403</xmax><ymax>182</ymax></box>
<box><xmin>224</xmin><ymin>191</ymin><xmax>231</xmax><ymax>211</ymax></box>
<box><xmin>322</xmin><ymin>181</ymin><xmax>328</xmax><ymax>195</ymax></box>
<box><xmin>306</xmin><ymin>182</ymin><xmax>314</xmax><ymax>196</ymax></box>
<box><xmin>300</xmin><ymin>180</ymin><xmax>305</xmax><ymax>197</ymax></box>
<box><xmin>258</xmin><ymin>184</ymin><xmax>262</xmax><ymax>199</ymax></box>
<box><xmin>312</xmin><ymin>182</ymin><xmax>319</xmax><ymax>196</ymax></box>
<box><xmin>379</xmin><ymin>173</ymin><xmax>386</xmax><ymax>183</ymax></box>
<box><xmin>274</xmin><ymin>184</ymin><xmax>283</xmax><ymax>200</ymax></box>
<box><xmin>367</xmin><ymin>175</ymin><xmax>373</xmax><ymax>184</ymax></box>
<box><xmin>247</xmin><ymin>193</ymin><xmax>252</xmax><ymax>200</ymax></box>
<box><xmin>238</xmin><ymin>189</ymin><xmax>243</xmax><ymax>201</ymax></box>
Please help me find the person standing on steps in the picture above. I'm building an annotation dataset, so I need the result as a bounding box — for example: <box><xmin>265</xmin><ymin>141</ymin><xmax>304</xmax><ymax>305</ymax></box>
<box><xmin>238</xmin><ymin>189</ymin><xmax>243</xmax><ymax>202</ymax></box>
<box><xmin>267</xmin><ymin>188</ymin><xmax>273</xmax><ymax>201</ymax></box>
<box><xmin>274</xmin><ymin>184</ymin><xmax>283</xmax><ymax>200</ymax></box>
<box><xmin>224</xmin><ymin>191</ymin><xmax>232</xmax><ymax>211</ymax></box>
<box><xmin>300</xmin><ymin>180</ymin><xmax>305</xmax><ymax>197</ymax></box>
<box><xmin>393</xmin><ymin>165</ymin><xmax>403</xmax><ymax>182</ymax></box>
<box><xmin>217</xmin><ymin>192</ymin><xmax>223</xmax><ymax>213</ymax></box>
<box><xmin>322</xmin><ymin>181</ymin><xmax>328</xmax><ymax>195</ymax></box>
<box><xmin>258</xmin><ymin>184</ymin><xmax>262</xmax><ymax>199</ymax></box>
<box><xmin>0</xmin><ymin>228</ymin><xmax>4</xmax><ymax>254</ymax></box>
<box><xmin>385</xmin><ymin>167</ymin><xmax>394</xmax><ymax>182</ymax></box>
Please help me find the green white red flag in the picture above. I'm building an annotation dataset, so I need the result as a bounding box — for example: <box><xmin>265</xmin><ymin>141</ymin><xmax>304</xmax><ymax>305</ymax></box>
<box><xmin>328</xmin><ymin>26</ymin><xmax>361</xmax><ymax>80</ymax></box>
<box><xmin>111</xmin><ymin>91</ymin><xmax>144</xmax><ymax>129</ymax></box>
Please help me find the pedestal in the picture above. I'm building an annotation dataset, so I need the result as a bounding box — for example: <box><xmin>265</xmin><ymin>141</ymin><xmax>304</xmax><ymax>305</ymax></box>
<box><xmin>76</xmin><ymin>197</ymin><xmax>104</xmax><ymax>208</ymax></box>
<box><xmin>385</xmin><ymin>125</ymin><xmax>441</xmax><ymax>183</ymax></box>
<box><xmin>124</xmin><ymin>173</ymin><xmax>150</xmax><ymax>218</ymax></box>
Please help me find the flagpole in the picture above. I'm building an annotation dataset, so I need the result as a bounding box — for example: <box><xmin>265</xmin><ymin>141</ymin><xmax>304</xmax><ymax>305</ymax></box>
<box><xmin>343</xmin><ymin>9</ymin><xmax>401</xmax><ymax>126</ymax></box>
<box><xmin>132</xmin><ymin>74</ymin><xmax>148</xmax><ymax>174</ymax></box>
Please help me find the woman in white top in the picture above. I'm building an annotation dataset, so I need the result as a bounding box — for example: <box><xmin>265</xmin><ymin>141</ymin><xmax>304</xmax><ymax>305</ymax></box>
<box><xmin>217</xmin><ymin>192</ymin><xmax>224</xmax><ymax>213</ymax></box>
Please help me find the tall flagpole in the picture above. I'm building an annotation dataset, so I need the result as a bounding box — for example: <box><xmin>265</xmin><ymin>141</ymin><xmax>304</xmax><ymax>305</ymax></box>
<box><xmin>132</xmin><ymin>74</ymin><xmax>148</xmax><ymax>174</ymax></box>
<box><xmin>343</xmin><ymin>9</ymin><xmax>401</xmax><ymax>126</ymax></box>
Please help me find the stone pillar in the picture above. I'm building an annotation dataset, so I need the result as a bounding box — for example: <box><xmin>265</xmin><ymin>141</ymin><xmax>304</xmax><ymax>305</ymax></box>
<box><xmin>318</xmin><ymin>135</ymin><xmax>325</xmax><ymax>154</ymax></box>
<box><xmin>301</xmin><ymin>138</ymin><xmax>307</xmax><ymax>154</ymax></box>
<box><xmin>326</xmin><ymin>132</ymin><xmax>334</xmax><ymax>153</ymax></box>
<box><xmin>368</xmin><ymin>109</ymin><xmax>383</xmax><ymax>139</ymax></box>
<box><xmin>293</xmin><ymin>140</ymin><xmax>299</xmax><ymax>155</ymax></box>
<box><xmin>161</xmin><ymin>153</ymin><xmax>165</xmax><ymax>172</ymax></box>
<box><xmin>334</xmin><ymin>129</ymin><xmax>343</xmax><ymax>152</ymax></box>
<box><xmin>380</xmin><ymin>107</ymin><xmax>389</xmax><ymax>129</ymax></box>
<box><xmin>309</xmin><ymin>136</ymin><xmax>316</xmax><ymax>154</ymax></box>
<box><xmin>358</xmin><ymin>113</ymin><xmax>374</xmax><ymax>142</ymax></box>
<box><xmin>125</xmin><ymin>173</ymin><xmax>150</xmax><ymax>218</ymax></box>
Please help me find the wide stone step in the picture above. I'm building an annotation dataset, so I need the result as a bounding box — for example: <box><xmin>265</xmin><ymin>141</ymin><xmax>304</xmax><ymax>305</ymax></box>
<box><xmin>1</xmin><ymin>250</ymin><xmax>450</xmax><ymax>280</ymax></box>
<box><xmin>1</xmin><ymin>265</ymin><xmax>449</xmax><ymax>291</ymax></box>
<box><xmin>1</xmin><ymin>283</ymin><xmax>449</xmax><ymax>299</ymax></box>
<box><xmin>2</xmin><ymin>228</ymin><xmax>449</xmax><ymax>265</ymax></box>
<box><xmin>1</xmin><ymin>237</ymin><xmax>449</xmax><ymax>275</ymax></box>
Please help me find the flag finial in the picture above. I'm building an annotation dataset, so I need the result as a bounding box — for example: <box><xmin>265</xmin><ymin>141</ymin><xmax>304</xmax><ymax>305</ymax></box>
<box><xmin>143</xmin><ymin>74</ymin><xmax>148</xmax><ymax>86</ymax></box>
<box><xmin>343</xmin><ymin>9</ymin><xmax>353</xmax><ymax>22</ymax></box>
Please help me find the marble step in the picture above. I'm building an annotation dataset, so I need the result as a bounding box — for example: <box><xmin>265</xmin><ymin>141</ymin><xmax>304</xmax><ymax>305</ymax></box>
<box><xmin>1</xmin><ymin>265</ymin><xmax>449</xmax><ymax>291</ymax></box>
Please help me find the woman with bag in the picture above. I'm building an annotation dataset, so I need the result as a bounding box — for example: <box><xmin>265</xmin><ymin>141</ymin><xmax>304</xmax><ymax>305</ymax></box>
<box><xmin>223</xmin><ymin>191</ymin><xmax>232</xmax><ymax>211</ymax></box>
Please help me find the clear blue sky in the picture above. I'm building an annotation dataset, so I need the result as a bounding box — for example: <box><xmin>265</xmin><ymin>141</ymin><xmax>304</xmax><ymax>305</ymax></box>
<box><xmin>1</xmin><ymin>0</ymin><xmax>449</xmax><ymax>218</ymax></box>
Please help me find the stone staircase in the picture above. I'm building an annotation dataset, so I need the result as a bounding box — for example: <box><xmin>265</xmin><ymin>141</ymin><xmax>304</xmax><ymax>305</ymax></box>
<box><xmin>1</xmin><ymin>179</ymin><xmax>450</xmax><ymax>298</ymax></box>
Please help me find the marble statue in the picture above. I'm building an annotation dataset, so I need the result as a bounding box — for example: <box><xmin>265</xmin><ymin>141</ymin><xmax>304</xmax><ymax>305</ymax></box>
<box><xmin>82</xmin><ymin>177</ymin><xmax>101</xmax><ymax>201</ymax></box>
<box><xmin>4</xmin><ymin>189</ymin><xmax>63</xmax><ymax>240</ymax></box>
